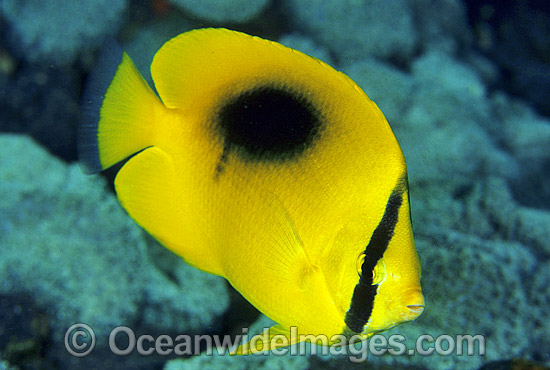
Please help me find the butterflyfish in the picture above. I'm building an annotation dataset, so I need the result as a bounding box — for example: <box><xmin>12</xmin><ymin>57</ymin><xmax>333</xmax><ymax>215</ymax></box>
<box><xmin>79</xmin><ymin>28</ymin><xmax>424</xmax><ymax>354</ymax></box>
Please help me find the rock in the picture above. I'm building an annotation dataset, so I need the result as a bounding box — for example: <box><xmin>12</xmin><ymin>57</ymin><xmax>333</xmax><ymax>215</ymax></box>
<box><xmin>285</xmin><ymin>0</ymin><xmax>417</xmax><ymax>63</ymax></box>
<box><xmin>169</xmin><ymin>0</ymin><xmax>271</xmax><ymax>24</ymax></box>
<box><xmin>3</xmin><ymin>0</ymin><xmax>127</xmax><ymax>65</ymax></box>
<box><xmin>0</xmin><ymin>134</ymin><xmax>229</xmax><ymax>369</ymax></box>
<box><xmin>342</xmin><ymin>58</ymin><xmax>414</xmax><ymax>125</ymax></box>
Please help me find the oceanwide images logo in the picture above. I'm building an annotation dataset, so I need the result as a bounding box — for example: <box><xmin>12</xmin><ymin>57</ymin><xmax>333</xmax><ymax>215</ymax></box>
<box><xmin>64</xmin><ymin>323</ymin><xmax>485</xmax><ymax>362</ymax></box>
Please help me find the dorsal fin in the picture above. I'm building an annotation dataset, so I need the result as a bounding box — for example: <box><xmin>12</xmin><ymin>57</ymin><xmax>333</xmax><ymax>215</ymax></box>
<box><xmin>150</xmin><ymin>28</ymin><xmax>346</xmax><ymax>111</ymax></box>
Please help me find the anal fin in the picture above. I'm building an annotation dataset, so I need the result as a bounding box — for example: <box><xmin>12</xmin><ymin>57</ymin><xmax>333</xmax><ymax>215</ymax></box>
<box><xmin>114</xmin><ymin>147</ymin><xmax>222</xmax><ymax>275</ymax></box>
<box><xmin>115</xmin><ymin>147</ymin><xmax>181</xmax><ymax>248</ymax></box>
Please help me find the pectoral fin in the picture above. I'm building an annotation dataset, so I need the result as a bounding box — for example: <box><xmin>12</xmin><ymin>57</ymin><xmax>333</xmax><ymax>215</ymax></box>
<box><xmin>254</xmin><ymin>192</ymin><xmax>315</xmax><ymax>289</ymax></box>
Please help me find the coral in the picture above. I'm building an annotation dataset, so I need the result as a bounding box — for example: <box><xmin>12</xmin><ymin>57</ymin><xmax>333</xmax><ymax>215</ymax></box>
<box><xmin>411</xmin><ymin>0</ymin><xmax>472</xmax><ymax>54</ymax></box>
<box><xmin>529</xmin><ymin>262</ymin><xmax>550</xmax><ymax>362</ymax></box>
<box><xmin>0</xmin><ymin>134</ymin><xmax>229</xmax><ymax>367</ymax></box>
<box><xmin>123</xmin><ymin>13</ymin><xmax>199</xmax><ymax>86</ymax></box>
<box><xmin>168</xmin><ymin>0</ymin><xmax>271</xmax><ymax>23</ymax></box>
<box><xmin>164</xmin><ymin>351</ymin><xmax>309</xmax><ymax>370</ymax></box>
<box><xmin>163</xmin><ymin>316</ymin><xmax>310</xmax><ymax>370</ymax></box>
<box><xmin>284</xmin><ymin>0</ymin><xmax>417</xmax><ymax>63</ymax></box>
<box><xmin>398</xmin><ymin>51</ymin><xmax>518</xmax><ymax>185</ymax></box>
<box><xmin>342</xmin><ymin>59</ymin><xmax>414</xmax><ymax>125</ymax></box>
<box><xmin>489</xmin><ymin>93</ymin><xmax>550</xmax><ymax>162</ymax></box>
<box><xmin>3</xmin><ymin>0</ymin><xmax>127</xmax><ymax>65</ymax></box>
<box><xmin>278</xmin><ymin>34</ymin><xmax>334</xmax><ymax>67</ymax></box>
<box><xmin>0</xmin><ymin>63</ymin><xmax>80</xmax><ymax>162</ymax></box>
<box><xmin>2</xmin><ymin>1</ymin><xmax>549</xmax><ymax>368</ymax></box>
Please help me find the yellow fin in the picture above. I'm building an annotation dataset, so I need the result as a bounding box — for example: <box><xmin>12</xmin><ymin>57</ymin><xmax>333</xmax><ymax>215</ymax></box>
<box><xmin>151</xmin><ymin>28</ymin><xmax>261</xmax><ymax>110</ymax></box>
<box><xmin>80</xmin><ymin>42</ymin><xmax>164</xmax><ymax>172</ymax></box>
<box><xmin>230</xmin><ymin>324</ymin><xmax>301</xmax><ymax>355</ymax></box>
<box><xmin>114</xmin><ymin>146</ymin><xmax>180</xmax><ymax>246</ymax></box>
<box><xmin>150</xmin><ymin>28</ymin><xmax>343</xmax><ymax>114</ymax></box>
<box><xmin>113</xmin><ymin>146</ymin><xmax>223</xmax><ymax>275</ymax></box>
<box><xmin>251</xmin><ymin>193</ymin><xmax>313</xmax><ymax>288</ymax></box>
<box><xmin>98</xmin><ymin>52</ymin><xmax>164</xmax><ymax>170</ymax></box>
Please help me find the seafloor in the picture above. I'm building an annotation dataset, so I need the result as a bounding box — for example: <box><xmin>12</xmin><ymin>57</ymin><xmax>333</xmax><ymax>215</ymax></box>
<box><xmin>1</xmin><ymin>1</ymin><xmax>549</xmax><ymax>370</ymax></box>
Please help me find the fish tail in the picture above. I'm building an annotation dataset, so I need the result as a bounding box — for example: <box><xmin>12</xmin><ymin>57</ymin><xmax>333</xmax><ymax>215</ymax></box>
<box><xmin>79</xmin><ymin>39</ymin><xmax>164</xmax><ymax>173</ymax></box>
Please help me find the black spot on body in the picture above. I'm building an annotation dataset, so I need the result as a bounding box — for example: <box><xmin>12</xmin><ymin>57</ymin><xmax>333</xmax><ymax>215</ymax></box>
<box><xmin>216</xmin><ymin>86</ymin><xmax>322</xmax><ymax>164</ymax></box>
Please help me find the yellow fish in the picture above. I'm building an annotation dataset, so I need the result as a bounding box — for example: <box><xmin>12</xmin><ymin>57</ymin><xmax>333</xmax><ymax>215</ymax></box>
<box><xmin>79</xmin><ymin>28</ymin><xmax>424</xmax><ymax>354</ymax></box>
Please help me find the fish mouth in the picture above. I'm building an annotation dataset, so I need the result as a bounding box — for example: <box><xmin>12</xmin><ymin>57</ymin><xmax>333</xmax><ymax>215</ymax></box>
<box><xmin>403</xmin><ymin>304</ymin><xmax>424</xmax><ymax>322</ymax></box>
<box><xmin>407</xmin><ymin>304</ymin><xmax>424</xmax><ymax>312</ymax></box>
<box><xmin>400</xmin><ymin>289</ymin><xmax>425</xmax><ymax>321</ymax></box>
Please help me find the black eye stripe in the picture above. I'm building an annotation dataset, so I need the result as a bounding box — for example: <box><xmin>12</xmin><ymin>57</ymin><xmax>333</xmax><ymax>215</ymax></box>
<box><xmin>344</xmin><ymin>178</ymin><xmax>406</xmax><ymax>334</ymax></box>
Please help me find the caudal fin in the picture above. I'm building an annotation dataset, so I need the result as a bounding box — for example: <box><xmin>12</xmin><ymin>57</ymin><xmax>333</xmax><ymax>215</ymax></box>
<box><xmin>79</xmin><ymin>40</ymin><xmax>163</xmax><ymax>173</ymax></box>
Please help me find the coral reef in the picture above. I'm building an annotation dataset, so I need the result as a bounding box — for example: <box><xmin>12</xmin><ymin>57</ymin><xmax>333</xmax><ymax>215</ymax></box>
<box><xmin>1</xmin><ymin>1</ymin><xmax>549</xmax><ymax>369</ymax></box>
<box><xmin>284</xmin><ymin>0</ymin><xmax>417</xmax><ymax>62</ymax></box>
<box><xmin>3</xmin><ymin>0</ymin><xmax>128</xmax><ymax>66</ymax></box>
<box><xmin>0</xmin><ymin>135</ymin><xmax>229</xmax><ymax>368</ymax></box>
<box><xmin>168</xmin><ymin>0</ymin><xmax>271</xmax><ymax>23</ymax></box>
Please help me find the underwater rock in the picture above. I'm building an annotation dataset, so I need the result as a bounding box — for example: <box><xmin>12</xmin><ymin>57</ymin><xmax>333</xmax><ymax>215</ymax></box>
<box><xmin>142</xmin><ymin>257</ymin><xmax>230</xmax><ymax>332</ymax></box>
<box><xmin>168</xmin><ymin>0</ymin><xmax>271</xmax><ymax>24</ymax></box>
<box><xmin>277</xmin><ymin>34</ymin><xmax>334</xmax><ymax>67</ymax></box>
<box><xmin>0</xmin><ymin>63</ymin><xmax>80</xmax><ymax>162</ymax></box>
<box><xmin>3</xmin><ymin>0</ymin><xmax>127</xmax><ymax>66</ymax></box>
<box><xmin>493</xmin><ymin>93</ymin><xmax>550</xmax><ymax>163</ymax></box>
<box><xmin>514</xmin><ymin>207</ymin><xmax>550</xmax><ymax>258</ymax></box>
<box><xmin>0</xmin><ymin>134</ymin><xmax>147</xmax><ymax>356</ymax></box>
<box><xmin>529</xmin><ymin>261</ymin><xmax>550</xmax><ymax>363</ymax></box>
<box><xmin>486</xmin><ymin>94</ymin><xmax>550</xmax><ymax>211</ymax></box>
<box><xmin>465</xmin><ymin>1</ymin><xmax>550</xmax><ymax>116</ymax></box>
<box><xmin>163</xmin><ymin>315</ymin><xmax>310</xmax><ymax>370</ymax></box>
<box><xmin>342</xmin><ymin>58</ymin><xmax>414</xmax><ymax>126</ymax></box>
<box><xmin>399</xmin><ymin>50</ymin><xmax>518</xmax><ymax>185</ymax></box>
<box><xmin>412</xmin><ymin>0</ymin><xmax>472</xmax><ymax>54</ymax></box>
<box><xmin>478</xmin><ymin>359</ymin><xmax>550</xmax><ymax>370</ymax></box>
<box><xmin>164</xmin><ymin>350</ymin><xmax>309</xmax><ymax>370</ymax></box>
<box><xmin>469</xmin><ymin>177</ymin><xmax>550</xmax><ymax>258</ymax></box>
<box><xmin>409</xmin><ymin>50</ymin><xmax>489</xmax><ymax>128</ymax></box>
<box><xmin>0</xmin><ymin>360</ymin><xmax>18</xmax><ymax>370</ymax></box>
<box><xmin>123</xmin><ymin>12</ymin><xmax>199</xmax><ymax>86</ymax></box>
<box><xmin>284</xmin><ymin>0</ymin><xmax>417</xmax><ymax>63</ymax></box>
<box><xmin>0</xmin><ymin>293</ymin><xmax>53</xmax><ymax>369</ymax></box>
<box><xmin>413</xmin><ymin>174</ymin><xmax>550</xmax><ymax>259</ymax></box>
<box><xmin>0</xmin><ymin>134</ymin><xmax>229</xmax><ymax>367</ymax></box>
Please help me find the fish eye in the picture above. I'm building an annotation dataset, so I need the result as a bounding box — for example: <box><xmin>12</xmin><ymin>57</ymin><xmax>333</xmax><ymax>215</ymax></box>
<box><xmin>356</xmin><ymin>252</ymin><xmax>366</xmax><ymax>277</ymax></box>
<box><xmin>356</xmin><ymin>252</ymin><xmax>386</xmax><ymax>285</ymax></box>
<box><xmin>372</xmin><ymin>258</ymin><xmax>386</xmax><ymax>286</ymax></box>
